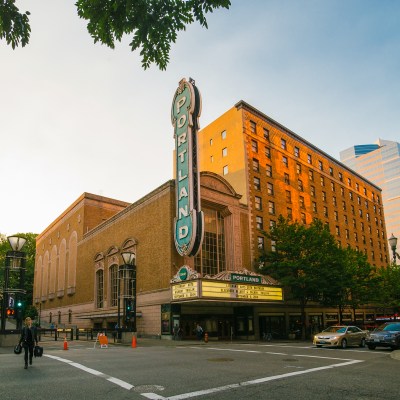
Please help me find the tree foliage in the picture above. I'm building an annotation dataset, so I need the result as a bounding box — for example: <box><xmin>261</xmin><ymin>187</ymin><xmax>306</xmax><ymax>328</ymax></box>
<box><xmin>258</xmin><ymin>217</ymin><xmax>344</xmax><ymax>337</ymax></box>
<box><xmin>0</xmin><ymin>0</ymin><xmax>30</xmax><ymax>49</ymax></box>
<box><xmin>258</xmin><ymin>216</ymin><xmax>380</xmax><ymax>335</ymax></box>
<box><xmin>0</xmin><ymin>0</ymin><xmax>231</xmax><ymax>70</ymax></box>
<box><xmin>375</xmin><ymin>264</ymin><xmax>400</xmax><ymax>312</ymax></box>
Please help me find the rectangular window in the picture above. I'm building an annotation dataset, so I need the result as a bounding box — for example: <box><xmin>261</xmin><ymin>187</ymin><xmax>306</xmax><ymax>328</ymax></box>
<box><xmin>320</xmin><ymin>176</ymin><xmax>325</xmax><ymax>186</ymax></box>
<box><xmin>287</xmin><ymin>208</ymin><xmax>293</xmax><ymax>220</ymax></box>
<box><xmin>329</xmin><ymin>167</ymin><xmax>334</xmax><ymax>176</ymax></box>
<box><xmin>332</xmin><ymin>196</ymin><xmax>337</xmax><ymax>206</ymax></box>
<box><xmin>286</xmin><ymin>190</ymin><xmax>292</xmax><ymax>203</ymax></box>
<box><xmin>255</xmin><ymin>196</ymin><xmax>262</xmax><ymax>210</ymax></box>
<box><xmin>334</xmin><ymin>211</ymin><xmax>338</xmax><ymax>221</ymax></box>
<box><xmin>221</xmin><ymin>130</ymin><xmax>227</xmax><ymax>139</ymax></box>
<box><xmin>312</xmin><ymin>202</ymin><xmax>317</xmax><ymax>212</ymax></box>
<box><xmin>309</xmin><ymin>170</ymin><xmax>314</xmax><ymax>181</ymax></box>
<box><xmin>310</xmin><ymin>185</ymin><xmax>315</xmax><ymax>197</ymax></box>
<box><xmin>342</xmin><ymin>201</ymin><xmax>346</xmax><ymax>211</ymax></box>
<box><xmin>266</xmin><ymin>164</ymin><xmax>272</xmax><ymax>177</ymax></box>
<box><xmin>296</xmin><ymin>163</ymin><xmax>302</xmax><ymax>174</ymax></box>
<box><xmin>341</xmin><ymin>187</ymin><xmax>345</xmax><ymax>196</ymax></box>
<box><xmin>336</xmin><ymin>226</ymin><xmax>340</xmax><ymax>236</ymax></box>
<box><xmin>348</xmin><ymin>177</ymin><xmax>352</xmax><ymax>186</ymax></box>
<box><xmin>263</xmin><ymin>128</ymin><xmax>270</xmax><ymax>140</ymax></box>
<box><xmin>294</xmin><ymin>146</ymin><xmax>300</xmax><ymax>157</ymax></box>
<box><xmin>307</xmin><ymin>154</ymin><xmax>312</xmax><ymax>164</ymax></box>
<box><xmin>282</xmin><ymin>156</ymin><xmax>288</xmax><ymax>167</ymax></box>
<box><xmin>322</xmin><ymin>191</ymin><xmax>326</xmax><ymax>202</ymax></box>
<box><xmin>298</xmin><ymin>179</ymin><xmax>303</xmax><ymax>191</ymax></box>
<box><xmin>257</xmin><ymin>236</ymin><xmax>264</xmax><ymax>249</ymax></box>
<box><xmin>270</xmin><ymin>220</ymin><xmax>276</xmax><ymax>230</ymax></box>
<box><xmin>256</xmin><ymin>216</ymin><xmax>263</xmax><ymax>230</ymax></box>
<box><xmin>349</xmin><ymin>191</ymin><xmax>353</xmax><ymax>201</ymax></box>
<box><xmin>254</xmin><ymin>176</ymin><xmax>260</xmax><ymax>190</ymax></box>
<box><xmin>250</xmin><ymin>120</ymin><xmax>256</xmax><ymax>134</ymax></box>
<box><xmin>265</xmin><ymin>146</ymin><xmax>271</xmax><ymax>158</ymax></box>
<box><xmin>222</xmin><ymin>147</ymin><xmax>228</xmax><ymax>157</ymax></box>
<box><xmin>339</xmin><ymin>172</ymin><xmax>343</xmax><ymax>182</ymax></box>
<box><xmin>223</xmin><ymin>165</ymin><xmax>228</xmax><ymax>175</ymax></box>
<box><xmin>96</xmin><ymin>270</ymin><xmax>104</xmax><ymax>309</ymax></box>
<box><xmin>281</xmin><ymin>138</ymin><xmax>287</xmax><ymax>150</ymax></box>
<box><xmin>331</xmin><ymin>182</ymin><xmax>335</xmax><ymax>192</ymax></box>
<box><xmin>299</xmin><ymin>196</ymin><xmax>305</xmax><ymax>208</ymax></box>
<box><xmin>253</xmin><ymin>158</ymin><xmax>259</xmax><ymax>172</ymax></box>
<box><xmin>251</xmin><ymin>140</ymin><xmax>258</xmax><ymax>152</ymax></box>
<box><xmin>344</xmin><ymin>215</ymin><xmax>348</xmax><ymax>224</ymax></box>
<box><xmin>271</xmin><ymin>240</ymin><xmax>276</xmax><ymax>252</ymax></box>
<box><xmin>323</xmin><ymin>206</ymin><xmax>328</xmax><ymax>217</ymax></box>
<box><xmin>268</xmin><ymin>201</ymin><xmax>275</xmax><ymax>215</ymax></box>
<box><xmin>301</xmin><ymin>212</ymin><xmax>306</xmax><ymax>224</ymax></box>
<box><xmin>284</xmin><ymin>173</ymin><xmax>290</xmax><ymax>185</ymax></box>
<box><xmin>210</xmin><ymin>139</ymin><xmax>213</xmax><ymax>146</ymax></box>
<box><xmin>267</xmin><ymin>182</ymin><xmax>274</xmax><ymax>195</ymax></box>
<box><xmin>318</xmin><ymin>160</ymin><xmax>323</xmax><ymax>171</ymax></box>
<box><xmin>356</xmin><ymin>182</ymin><xmax>359</xmax><ymax>191</ymax></box>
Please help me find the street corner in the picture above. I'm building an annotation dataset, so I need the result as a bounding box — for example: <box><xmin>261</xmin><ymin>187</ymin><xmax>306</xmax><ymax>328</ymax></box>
<box><xmin>390</xmin><ymin>350</ymin><xmax>400</xmax><ymax>361</ymax></box>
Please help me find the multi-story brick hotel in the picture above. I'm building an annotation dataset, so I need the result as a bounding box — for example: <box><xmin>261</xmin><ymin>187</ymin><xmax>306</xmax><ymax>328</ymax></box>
<box><xmin>199</xmin><ymin>101</ymin><xmax>390</xmax><ymax>268</ymax></box>
<box><xmin>33</xmin><ymin>86</ymin><xmax>390</xmax><ymax>340</ymax></box>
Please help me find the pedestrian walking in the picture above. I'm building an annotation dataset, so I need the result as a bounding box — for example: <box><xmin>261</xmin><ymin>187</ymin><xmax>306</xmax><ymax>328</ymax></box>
<box><xmin>19</xmin><ymin>317</ymin><xmax>38</xmax><ymax>369</ymax></box>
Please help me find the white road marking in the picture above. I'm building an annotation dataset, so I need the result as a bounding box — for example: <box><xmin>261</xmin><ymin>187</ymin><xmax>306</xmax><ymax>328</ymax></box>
<box><xmin>44</xmin><ymin>354</ymin><xmax>134</xmax><ymax>390</ymax></box>
<box><xmin>141</xmin><ymin>347</ymin><xmax>364</xmax><ymax>400</ymax></box>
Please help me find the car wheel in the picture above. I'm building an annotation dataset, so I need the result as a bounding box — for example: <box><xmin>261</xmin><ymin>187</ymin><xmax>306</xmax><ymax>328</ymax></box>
<box><xmin>359</xmin><ymin>338</ymin><xmax>366</xmax><ymax>348</ymax></box>
<box><xmin>340</xmin><ymin>339</ymin><xmax>347</xmax><ymax>349</ymax></box>
<box><xmin>367</xmin><ymin>344</ymin><xmax>376</xmax><ymax>350</ymax></box>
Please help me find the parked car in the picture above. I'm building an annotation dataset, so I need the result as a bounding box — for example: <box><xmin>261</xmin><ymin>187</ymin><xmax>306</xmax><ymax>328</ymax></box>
<box><xmin>365</xmin><ymin>322</ymin><xmax>400</xmax><ymax>350</ymax></box>
<box><xmin>313</xmin><ymin>325</ymin><xmax>367</xmax><ymax>349</ymax></box>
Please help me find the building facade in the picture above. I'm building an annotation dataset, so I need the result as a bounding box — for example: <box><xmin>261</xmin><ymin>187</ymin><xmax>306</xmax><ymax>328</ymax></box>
<box><xmin>198</xmin><ymin>101</ymin><xmax>390</xmax><ymax>268</ymax></box>
<box><xmin>340</xmin><ymin>139</ymin><xmax>400</xmax><ymax>263</ymax></box>
<box><xmin>33</xmin><ymin>99</ymin><xmax>391</xmax><ymax>340</ymax></box>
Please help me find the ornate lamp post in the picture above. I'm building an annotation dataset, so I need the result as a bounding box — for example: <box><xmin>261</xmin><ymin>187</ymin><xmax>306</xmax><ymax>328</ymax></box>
<box><xmin>121</xmin><ymin>252</ymin><xmax>136</xmax><ymax>333</ymax></box>
<box><xmin>1</xmin><ymin>236</ymin><xmax>27</xmax><ymax>332</ymax></box>
<box><xmin>388</xmin><ymin>233</ymin><xmax>399</xmax><ymax>265</ymax></box>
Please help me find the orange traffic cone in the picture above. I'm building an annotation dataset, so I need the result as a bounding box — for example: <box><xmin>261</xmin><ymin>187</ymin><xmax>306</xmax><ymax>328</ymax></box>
<box><xmin>131</xmin><ymin>335</ymin><xmax>137</xmax><ymax>348</ymax></box>
<box><xmin>63</xmin><ymin>337</ymin><xmax>68</xmax><ymax>350</ymax></box>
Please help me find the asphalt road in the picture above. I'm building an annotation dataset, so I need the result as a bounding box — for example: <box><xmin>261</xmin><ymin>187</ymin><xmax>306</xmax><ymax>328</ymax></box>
<box><xmin>1</xmin><ymin>340</ymin><xmax>399</xmax><ymax>400</ymax></box>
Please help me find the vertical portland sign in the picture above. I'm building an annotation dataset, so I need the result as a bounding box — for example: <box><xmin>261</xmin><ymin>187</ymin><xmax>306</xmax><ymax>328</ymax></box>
<box><xmin>171</xmin><ymin>78</ymin><xmax>204</xmax><ymax>257</ymax></box>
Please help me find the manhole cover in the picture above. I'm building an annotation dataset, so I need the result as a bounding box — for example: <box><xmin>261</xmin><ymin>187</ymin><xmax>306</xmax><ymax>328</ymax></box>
<box><xmin>134</xmin><ymin>385</ymin><xmax>165</xmax><ymax>393</ymax></box>
<box><xmin>207</xmin><ymin>357</ymin><xmax>234</xmax><ymax>362</ymax></box>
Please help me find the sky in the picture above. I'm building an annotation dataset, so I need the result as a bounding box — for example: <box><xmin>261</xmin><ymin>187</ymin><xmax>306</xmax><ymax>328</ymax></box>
<box><xmin>1</xmin><ymin>0</ymin><xmax>399</xmax><ymax>236</ymax></box>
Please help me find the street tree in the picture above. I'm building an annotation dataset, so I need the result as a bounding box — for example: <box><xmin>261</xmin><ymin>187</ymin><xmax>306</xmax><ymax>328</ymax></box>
<box><xmin>0</xmin><ymin>0</ymin><xmax>231</xmax><ymax>70</ymax></box>
<box><xmin>258</xmin><ymin>216</ymin><xmax>344</xmax><ymax>339</ymax></box>
<box><xmin>375</xmin><ymin>264</ymin><xmax>400</xmax><ymax>315</ymax></box>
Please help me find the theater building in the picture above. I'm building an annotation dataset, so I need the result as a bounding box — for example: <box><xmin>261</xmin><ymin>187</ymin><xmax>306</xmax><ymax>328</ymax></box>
<box><xmin>33</xmin><ymin>82</ymin><xmax>389</xmax><ymax>339</ymax></box>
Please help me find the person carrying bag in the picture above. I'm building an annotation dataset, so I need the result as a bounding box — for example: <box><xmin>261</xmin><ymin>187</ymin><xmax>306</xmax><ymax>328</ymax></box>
<box><xmin>19</xmin><ymin>317</ymin><xmax>38</xmax><ymax>369</ymax></box>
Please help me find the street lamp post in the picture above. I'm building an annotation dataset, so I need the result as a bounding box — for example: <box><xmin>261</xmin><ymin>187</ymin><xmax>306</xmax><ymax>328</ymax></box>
<box><xmin>1</xmin><ymin>236</ymin><xmax>27</xmax><ymax>332</ymax></box>
<box><xmin>388</xmin><ymin>234</ymin><xmax>400</xmax><ymax>265</ymax></box>
<box><xmin>121</xmin><ymin>252</ymin><xmax>136</xmax><ymax>333</ymax></box>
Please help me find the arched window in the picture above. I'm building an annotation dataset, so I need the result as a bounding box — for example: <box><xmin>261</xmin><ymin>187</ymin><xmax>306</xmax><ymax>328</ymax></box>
<box><xmin>194</xmin><ymin>208</ymin><xmax>226</xmax><ymax>275</ymax></box>
<box><xmin>96</xmin><ymin>269</ymin><xmax>104</xmax><ymax>308</ymax></box>
<box><xmin>109</xmin><ymin>265</ymin><xmax>119</xmax><ymax>307</ymax></box>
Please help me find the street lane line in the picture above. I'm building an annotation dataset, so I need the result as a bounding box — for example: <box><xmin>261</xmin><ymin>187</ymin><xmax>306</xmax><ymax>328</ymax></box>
<box><xmin>142</xmin><ymin>359</ymin><xmax>363</xmax><ymax>400</ymax></box>
<box><xmin>44</xmin><ymin>354</ymin><xmax>134</xmax><ymax>390</ymax></box>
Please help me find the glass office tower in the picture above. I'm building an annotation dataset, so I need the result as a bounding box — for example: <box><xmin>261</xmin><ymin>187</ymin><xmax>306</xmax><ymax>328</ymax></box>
<box><xmin>340</xmin><ymin>139</ymin><xmax>400</xmax><ymax>264</ymax></box>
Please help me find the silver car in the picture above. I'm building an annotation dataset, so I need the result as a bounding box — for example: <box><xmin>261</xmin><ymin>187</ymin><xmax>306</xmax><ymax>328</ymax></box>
<box><xmin>366</xmin><ymin>322</ymin><xmax>400</xmax><ymax>350</ymax></box>
<box><xmin>313</xmin><ymin>325</ymin><xmax>367</xmax><ymax>349</ymax></box>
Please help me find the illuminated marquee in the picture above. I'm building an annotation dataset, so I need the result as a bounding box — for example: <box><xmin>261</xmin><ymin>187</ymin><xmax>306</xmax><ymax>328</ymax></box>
<box><xmin>201</xmin><ymin>281</ymin><xmax>283</xmax><ymax>301</ymax></box>
<box><xmin>171</xmin><ymin>78</ymin><xmax>204</xmax><ymax>256</ymax></box>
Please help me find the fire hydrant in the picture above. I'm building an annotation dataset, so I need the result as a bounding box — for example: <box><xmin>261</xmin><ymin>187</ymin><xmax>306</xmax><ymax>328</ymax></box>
<box><xmin>204</xmin><ymin>332</ymin><xmax>208</xmax><ymax>343</ymax></box>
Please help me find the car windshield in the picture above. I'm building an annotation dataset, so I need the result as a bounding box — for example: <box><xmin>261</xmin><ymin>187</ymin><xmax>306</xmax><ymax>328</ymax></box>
<box><xmin>323</xmin><ymin>326</ymin><xmax>346</xmax><ymax>333</ymax></box>
<box><xmin>381</xmin><ymin>323</ymin><xmax>400</xmax><ymax>332</ymax></box>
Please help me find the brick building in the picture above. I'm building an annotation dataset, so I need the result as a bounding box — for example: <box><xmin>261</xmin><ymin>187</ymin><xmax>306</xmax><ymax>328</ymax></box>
<box><xmin>198</xmin><ymin>101</ymin><xmax>390</xmax><ymax>268</ymax></box>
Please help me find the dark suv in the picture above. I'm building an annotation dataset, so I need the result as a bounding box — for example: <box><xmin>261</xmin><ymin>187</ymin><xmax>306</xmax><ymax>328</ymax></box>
<box><xmin>366</xmin><ymin>322</ymin><xmax>400</xmax><ymax>350</ymax></box>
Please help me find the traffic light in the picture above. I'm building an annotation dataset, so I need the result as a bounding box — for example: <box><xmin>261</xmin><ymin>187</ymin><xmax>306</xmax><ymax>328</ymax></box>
<box><xmin>125</xmin><ymin>299</ymin><xmax>133</xmax><ymax>322</ymax></box>
<box><xmin>6</xmin><ymin>308</ymin><xmax>15</xmax><ymax>318</ymax></box>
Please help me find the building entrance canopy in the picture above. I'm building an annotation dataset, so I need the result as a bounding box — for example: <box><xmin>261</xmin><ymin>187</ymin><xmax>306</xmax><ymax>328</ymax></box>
<box><xmin>171</xmin><ymin>267</ymin><xmax>283</xmax><ymax>303</ymax></box>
